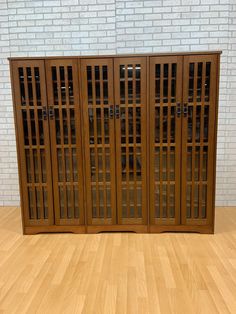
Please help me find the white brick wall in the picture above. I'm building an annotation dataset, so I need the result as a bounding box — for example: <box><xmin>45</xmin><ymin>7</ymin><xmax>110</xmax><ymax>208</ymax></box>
<box><xmin>0</xmin><ymin>0</ymin><xmax>236</xmax><ymax>206</ymax></box>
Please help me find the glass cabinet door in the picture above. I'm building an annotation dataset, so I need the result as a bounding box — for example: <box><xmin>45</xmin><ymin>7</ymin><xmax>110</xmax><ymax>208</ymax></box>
<box><xmin>12</xmin><ymin>60</ymin><xmax>54</xmax><ymax>225</ymax></box>
<box><xmin>46</xmin><ymin>59</ymin><xmax>85</xmax><ymax>225</ymax></box>
<box><xmin>81</xmin><ymin>59</ymin><xmax>116</xmax><ymax>225</ymax></box>
<box><xmin>114</xmin><ymin>58</ymin><xmax>147</xmax><ymax>225</ymax></box>
<box><xmin>182</xmin><ymin>55</ymin><xmax>218</xmax><ymax>225</ymax></box>
<box><xmin>149</xmin><ymin>56</ymin><xmax>182</xmax><ymax>225</ymax></box>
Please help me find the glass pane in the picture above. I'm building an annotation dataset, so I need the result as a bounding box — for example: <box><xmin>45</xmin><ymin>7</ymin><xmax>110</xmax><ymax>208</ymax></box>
<box><xmin>205</xmin><ymin>62</ymin><xmax>211</xmax><ymax>101</ymax></box>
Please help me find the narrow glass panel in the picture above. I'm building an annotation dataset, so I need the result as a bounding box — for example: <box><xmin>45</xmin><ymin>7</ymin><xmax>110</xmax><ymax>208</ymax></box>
<box><xmin>155</xmin><ymin>107</ymin><xmax>160</xmax><ymax>143</ymax></box>
<box><xmin>43</xmin><ymin>188</ymin><xmax>48</xmax><ymax>219</ymax></box>
<box><xmin>163</xmin><ymin>107</ymin><xmax>168</xmax><ymax>142</ymax></box>
<box><xmin>55</xmin><ymin>108</ymin><xmax>61</xmax><ymax>144</ymax></box>
<box><xmin>195</xmin><ymin>146</ymin><xmax>200</xmax><ymax>181</ymax></box>
<box><xmin>65</xmin><ymin>148</ymin><xmax>70</xmax><ymax>181</ymax></box>
<box><xmin>74</xmin><ymin>186</ymin><xmax>79</xmax><ymax>218</ymax></box>
<box><xmin>197</xmin><ymin>62</ymin><xmax>203</xmax><ymax>102</ymax></box>
<box><xmin>194</xmin><ymin>184</ymin><xmax>199</xmax><ymax>218</ymax></box>
<box><xmin>163</xmin><ymin>79</ymin><xmax>168</xmax><ymax>103</ymax></box>
<box><xmin>34</xmin><ymin>67</ymin><xmax>41</xmax><ymax>106</ymax></box>
<box><xmin>128</xmin><ymin>80</ymin><xmax>133</xmax><ymax>104</ymax></box>
<box><xmin>104</xmin><ymin>108</ymin><xmax>109</xmax><ymax>144</ymax></box>
<box><xmin>170</xmin><ymin>184</ymin><xmax>175</xmax><ymax>218</ymax></box>
<box><xmin>18</xmin><ymin>68</ymin><xmax>26</xmax><ymax>106</ymax></box>
<box><xmin>203</xmin><ymin>146</ymin><xmax>208</xmax><ymax>181</ymax></box>
<box><xmin>204</xmin><ymin>106</ymin><xmax>209</xmax><ymax>142</ymax></box>
<box><xmin>187</xmin><ymin>106</ymin><xmax>193</xmax><ymax>143</ymax></box>
<box><xmin>103</xmin><ymin>81</ymin><xmax>108</xmax><ymax>104</ymax></box>
<box><xmin>205</xmin><ymin>62</ymin><xmax>211</xmax><ymax>101</ymax></box>
<box><xmin>155</xmin><ymin>147</ymin><xmax>160</xmax><ymax>181</ymax></box>
<box><xmin>33</xmin><ymin>149</ymin><xmax>39</xmax><ymax>183</ymax></box>
<box><xmin>95</xmin><ymin>65</ymin><xmax>100</xmax><ymax>80</ymax></box>
<box><xmin>25</xmin><ymin>149</ymin><xmax>31</xmax><ymax>183</ymax></box>
<box><xmin>28</xmin><ymin>187</ymin><xmax>34</xmax><ymax>219</ymax></box>
<box><xmin>72</xmin><ymin>148</ymin><xmax>78</xmax><ymax>181</ymax></box>
<box><xmin>188</xmin><ymin>63</ymin><xmax>194</xmax><ymax>102</ymax></box>
<box><xmin>122</xmin><ymin>187</ymin><xmax>127</xmax><ymax>218</ymax></box>
<box><xmin>41</xmin><ymin>149</ymin><xmax>46</xmax><ymax>183</ymax></box>
<box><xmin>162</xmin><ymin>147</ymin><xmax>167</xmax><ymax>181</ymax></box>
<box><xmin>30</xmin><ymin>109</ymin><xmax>36</xmax><ymax>145</ymax></box>
<box><xmin>62</xmin><ymin>108</ymin><xmax>68</xmax><ymax>144</ymax></box>
<box><xmin>52</xmin><ymin>67</ymin><xmax>58</xmax><ymax>106</ymax></box>
<box><xmin>137</xmin><ymin>186</ymin><xmax>142</xmax><ymax>218</ymax></box>
<box><xmin>120</xmin><ymin>80</ymin><xmax>125</xmax><ymax>104</ymax></box>
<box><xmin>170</xmin><ymin>106</ymin><xmax>175</xmax><ymax>142</ymax></box>
<box><xmin>66</xmin><ymin>186</ymin><xmax>72</xmax><ymax>219</ymax></box>
<box><xmin>59</xmin><ymin>66</ymin><xmax>66</xmax><ymax>105</ymax></box>
<box><xmin>155</xmin><ymin>184</ymin><xmax>160</xmax><ymax>218</ymax></box>
<box><xmin>59</xmin><ymin>186</ymin><xmax>64</xmax><ymax>218</ymax></box>
<box><xmin>196</xmin><ymin>106</ymin><xmax>201</xmax><ymax>143</ymax></box>
<box><xmin>36</xmin><ymin>188</ymin><xmax>41</xmax><ymax>219</ymax></box>
<box><xmin>68</xmin><ymin>66</ymin><xmax>74</xmax><ymax>105</ymax></box>
<box><xmin>22</xmin><ymin>110</ymin><xmax>29</xmax><ymax>145</ymax></box>
<box><xmin>57</xmin><ymin>148</ymin><xmax>63</xmax><ymax>181</ymax></box>
<box><xmin>186</xmin><ymin>185</ymin><xmax>191</xmax><ymax>218</ymax></box>
<box><xmin>170</xmin><ymin>147</ymin><xmax>175</xmax><ymax>181</ymax></box>
<box><xmin>96</xmin><ymin>108</ymin><xmax>102</xmax><ymax>144</ymax></box>
<box><xmin>136</xmin><ymin>64</ymin><xmax>140</xmax><ymax>79</ymax></box>
<box><xmin>27</xmin><ymin>67</ymin><xmax>33</xmax><ymax>106</ymax></box>
<box><xmin>187</xmin><ymin>147</ymin><xmax>192</xmax><ymax>181</ymax></box>
<box><xmin>70</xmin><ymin>109</ymin><xmax>76</xmax><ymax>144</ymax></box>
<box><xmin>162</xmin><ymin>184</ymin><xmax>167</xmax><ymax>218</ymax></box>
<box><xmin>202</xmin><ymin>184</ymin><xmax>207</xmax><ymax>218</ymax></box>
<box><xmin>38</xmin><ymin>109</ymin><xmax>44</xmax><ymax>145</ymax></box>
<box><xmin>136</xmin><ymin>107</ymin><xmax>141</xmax><ymax>143</ymax></box>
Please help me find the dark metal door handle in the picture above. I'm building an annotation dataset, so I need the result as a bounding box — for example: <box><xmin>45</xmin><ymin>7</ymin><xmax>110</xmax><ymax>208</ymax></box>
<box><xmin>115</xmin><ymin>105</ymin><xmax>120</xmax><ymax>119</ymax></box>
<box><xmin>42</xmin><ymin>106</ymin><xmax>47</xmax><ymax>120</ymax></box>
<box><xmin>183</xmin><ymin>103</ymin><xmax>188</xmax><ymax>117</ymax></box>
<box><xmin>49</xmin><ymin>106</ymin><xmax>54</xmax><ymax>120</ymax></box>
<box><xmin>176</xmin><ymin>103</ymin><xmax>181</xmax><ymax>117</ymax></box>
<box><xmin>109</xmin><ymin>105</ymin><xmax>114</xmax><ymax>119</ymax></box>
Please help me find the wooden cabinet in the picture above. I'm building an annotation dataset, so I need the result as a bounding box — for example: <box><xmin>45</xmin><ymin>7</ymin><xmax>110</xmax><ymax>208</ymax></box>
<box><xmin>9</xmin><ymin>52</ymin><xmax>221</xmax><ymax>234</ymax></box>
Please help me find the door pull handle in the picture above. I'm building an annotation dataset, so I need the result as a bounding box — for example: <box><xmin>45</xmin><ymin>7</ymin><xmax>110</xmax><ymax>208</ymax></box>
<box><xmin>183</xmin><ymin>103</ymin><xmax>188</xmax><ymax>117</ymax></box>
<box><xmin>109</xmin><ymin>105</ymin><xmax>114</xmax><ymax>119</ymax></box>
<box><xmin>176</xmin><ymin>103</ymin><xmax>181</xmax><ymax>117</ymax></box>
<box><xmin>115</xmin><ymin>105</ymin><xmax>120</xmax><ymax>119</ymax></box>
<box><xmin>49</xmin><ymin>106</ymin><xmax>54</xmax><ymax>120</ymax></box>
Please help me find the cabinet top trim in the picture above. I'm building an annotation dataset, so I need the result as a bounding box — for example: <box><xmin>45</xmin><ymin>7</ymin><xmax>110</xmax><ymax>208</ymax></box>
<box><xmin>8</xmin><ymin>50</ymin><xmax>222</xmax><ymax>61</ymax></box>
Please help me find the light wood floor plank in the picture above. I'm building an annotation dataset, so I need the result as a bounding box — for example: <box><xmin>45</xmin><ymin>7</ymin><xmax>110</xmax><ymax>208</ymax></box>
<box><xmin>0</xmin><ymin>206</ymin><xmax>235</xmax><ymax>313</ymax></box>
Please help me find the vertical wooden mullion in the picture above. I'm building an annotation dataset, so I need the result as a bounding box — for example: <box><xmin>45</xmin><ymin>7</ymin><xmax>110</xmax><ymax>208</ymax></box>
<box><xmin>133</xmin><ymin>63</ymin><xmax>137</xmax><ymax>218</ymax></box>
<box><xmin>31</xmin><ymin>66</ymin><xmax>44</xmax><ymax>219</ymax></box>
<box><xmin>199</xmin><ymin>62</ymin><xmax>206</xmax><ymax>219</ymax></box>
<box><xmin>23</xmin><ymin>67</ymin><xmax>37</xmax><ymax>220</ymax></box>
<box><xmin>167</xmin><ymin>63</ymin><xmax>171</xmax><ymax>219</ymax></box>
<box><xmin>159</xmin><ymin>63</ymin><xmax>163</xmax><ymax>222</ymax></box>
<box><xmin>57</xmin><ymin>66</ymin><xmax>68</xmax><ymax>219</ymax></box>
<box><xmin>191</xmin><ymin>63</ymin><xmax>197</xmax><ymax>219</ymax></box>
<box><xmin>92</xmin><ymin>66</ymin><xmax>100</xmax><ymax>218</ymax></box>
<box><xmin>125</xmin><ymin>65</ymin><xmax>130</xmax><ymax>218</ymax></box>
<box><xmin>100</xmin><ymin>65</ymin><xmax>107</xmax><ymax>219</ymax></box>
<box><xmin>65</xmin><ymin>65</ymin><xmax>75</xmax><ymax>219</ymax></box>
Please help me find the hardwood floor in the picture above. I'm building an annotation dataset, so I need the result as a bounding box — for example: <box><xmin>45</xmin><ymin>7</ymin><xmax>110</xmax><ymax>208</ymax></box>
<box><xmin>0</xmin><ymin>207</ymin><xmax>235</xmax><ymax>314</ymax></box>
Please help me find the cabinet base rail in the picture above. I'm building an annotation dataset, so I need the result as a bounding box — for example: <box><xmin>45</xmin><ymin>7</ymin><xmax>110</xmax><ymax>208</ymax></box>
<box><xmin>24</xmin><ymin>224</ymin><xmax>213</xmax><ymax>235</ymax></box>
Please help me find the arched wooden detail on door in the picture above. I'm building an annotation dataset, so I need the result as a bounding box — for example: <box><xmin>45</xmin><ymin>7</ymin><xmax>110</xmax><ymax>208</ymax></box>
<box><xmin>45</xmin><ymin>59</ymin><xmax>85</xmax><ymax>225</ymax></box>
<box><xmin>81</xmin><ymin>59</ymin><xmax>116</xmax><ymax>225</ymax></box>
<box><xmin>11</xmin><ymin>60</ymin><xmax>54</xmax><ymax>226</ymax></box>
<box><xmin>149</xmin><ymin>56</ymin><xmax>182</xmax><ymax>225</ymax></box>
<box><xmin>114</xmin><ymin>57</ymin><xmax>147</xmax><ymax>225</ymax></box>
<box><xmin>181</xmin><ymin>55</ymin><xmax>217</xmax><ymax>225</ymax></box>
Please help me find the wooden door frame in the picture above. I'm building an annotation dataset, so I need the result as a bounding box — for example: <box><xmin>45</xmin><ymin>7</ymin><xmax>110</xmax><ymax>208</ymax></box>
<box><xmin>149</xmin><ymin>56</ymin><xmax>183</xmax><ymax>226</ymax></box>
<box><xmin>114</xmin><ymin>57</ymin><xmax>148</xmax><ymax>225</ymax></box>
<box><xmin>11</xmin><ymin>60</ymin><xmax>54</xmax><ymax>226</ymax></box>
<box><xmin>80</xmin><ymin>58</ymin><xmax>117</xmax><ymax>225</ymax></box>
<box><xmin>45</xmin><ymin>58</ymin><xmax>85</xmax><ymax>226</ymax></box>
<box><xmin>181</xmin><ymin>54</ymin><xmax>218</xmax><ymax>226</ymax></box>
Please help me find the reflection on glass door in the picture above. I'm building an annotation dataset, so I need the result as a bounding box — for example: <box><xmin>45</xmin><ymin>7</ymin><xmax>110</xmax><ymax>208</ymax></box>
<box><xmin>115</xmin><ymin>58</ymin><xmax>147</xmax><ymax>224</ymax></box>
<box><xmin>46</xmin><ymin>60</ymin><xmax>84</xmax><ymax>225</ymax></box>
<box><xmin>182</xmin><ymin>55</ymin><xmax>217</xmax><ymax>225</ymax></box>
<box><xmin>81</xmin><ymin>59</ymin><xmax>116</xmax><ymax>225</ymax></box>
<box><xmin>149</xmin><ymin>56</ymin><xmax>182</xmax><ymax>225</ymax></box>
<box><xmin>12</xmin><ymin>60</ymin><xmax>54</xmax><ymax>225</ymax></box>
